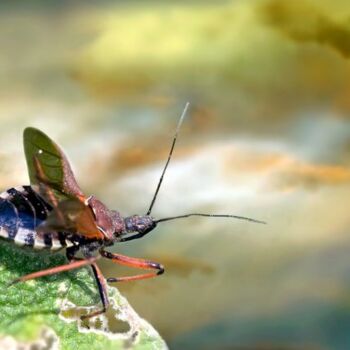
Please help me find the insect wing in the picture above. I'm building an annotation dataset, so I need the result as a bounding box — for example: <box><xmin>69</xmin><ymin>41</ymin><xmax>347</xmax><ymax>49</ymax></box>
<box><xmin>37</xmin><ymin>199</ymin><xmax>104</xmax><ymax>239</ymax></box>
<box><xmin>23</xmin><ymin>127</ymin><xmax>84</xmax><ymax>204</ymax></box>
<box><xmin>23</xmin><ymin>127</ymin><xmax>104</xmax><ymax>239</ymax></box>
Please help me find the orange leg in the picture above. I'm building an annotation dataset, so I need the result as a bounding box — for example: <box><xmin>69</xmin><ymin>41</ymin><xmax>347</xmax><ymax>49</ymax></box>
<box><xmin>8</xmin><ymin>257</ymin><xmax>98</xmax><ymax>286</ymax></box>
<box><xmin>100</xmin><ymin>249</ymin><xmax>164</xmax><ymax>283</ymax></box>
<box><xmin>8</xmin><ymin>256</ymin><xmax>110</xmax><ymax>320</ymax></box>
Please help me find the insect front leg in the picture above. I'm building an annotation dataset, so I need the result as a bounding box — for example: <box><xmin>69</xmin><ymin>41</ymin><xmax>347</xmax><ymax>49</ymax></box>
<box><xmin>66</xmin><ymin>245</ymin><xmax>80</xmax><ymax>261</ymax></box>
<box><xmin>65</xmin><ymin>245</ymin><xmax>110</xmax><ymax>319</ymax></box>
<box><xmin>100</xmin><ymin>249</ymin><xmax>164</xmax><ymax>283</ymax></box>
<box><xmin>119</xmin><ymin>232</ymin><xmax>148</xmax><ymax>242</ymax></box>
<box><xmin>80</xmin><ymin>262</ymin><xmax>110</xmax><ymax>320</ymax></box>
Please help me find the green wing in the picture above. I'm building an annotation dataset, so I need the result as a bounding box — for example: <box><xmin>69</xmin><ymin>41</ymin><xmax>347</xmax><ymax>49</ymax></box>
<box><xmin>23</xmin><ymin>127</ymin><xmax>104</xmax><ymax>239</ymax></box>
<box><xmin>23</xmin><ymin>127</ymin><xmax>84</xmax><ymax>204</ymax></box>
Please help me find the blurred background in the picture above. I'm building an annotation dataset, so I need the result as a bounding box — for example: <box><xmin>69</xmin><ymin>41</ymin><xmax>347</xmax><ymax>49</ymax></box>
<box><xmin>1</xmin><ymin>0</ymin><xmax>350</xmax><ymax>349</ymax></box>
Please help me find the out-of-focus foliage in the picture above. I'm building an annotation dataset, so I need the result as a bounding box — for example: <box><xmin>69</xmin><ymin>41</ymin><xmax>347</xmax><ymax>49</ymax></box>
<box><xmin>73</xmin><ymin>0</ymin><xmax>350</xmax><ymax>128</ymax></box>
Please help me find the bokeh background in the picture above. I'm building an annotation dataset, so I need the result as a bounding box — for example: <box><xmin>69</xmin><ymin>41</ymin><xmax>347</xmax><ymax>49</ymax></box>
<box><xmin>1</xmin><ymin>0</ymin><xmax>350</xmax><ymax>349</ymax></box>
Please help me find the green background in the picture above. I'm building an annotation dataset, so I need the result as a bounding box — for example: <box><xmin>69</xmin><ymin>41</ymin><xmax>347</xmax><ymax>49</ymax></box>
<box><xmin>1</xmin><ymin>1</ymin><xmax>350</xmax><ymax>349</ymax></box>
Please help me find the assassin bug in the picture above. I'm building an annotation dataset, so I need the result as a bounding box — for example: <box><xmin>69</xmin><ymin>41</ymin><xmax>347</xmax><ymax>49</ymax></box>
<box><xmin>3</xmin><ymin>103</ymin><xmax>264</xmax><ymax>319</ymax></box>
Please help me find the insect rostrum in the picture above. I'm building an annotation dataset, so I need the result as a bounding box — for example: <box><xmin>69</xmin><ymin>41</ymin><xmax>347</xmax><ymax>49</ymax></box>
<box><xmin>2</xmin><ymin>104</ymin><xmax>264</xmax><ymax>319</ymax></box>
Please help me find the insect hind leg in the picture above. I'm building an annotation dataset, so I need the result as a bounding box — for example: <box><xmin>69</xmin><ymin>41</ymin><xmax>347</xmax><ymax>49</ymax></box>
<box><xmin>7</xmin><ymin>257</ymin><xmax>98</xmax><ymax>287</ymax></box>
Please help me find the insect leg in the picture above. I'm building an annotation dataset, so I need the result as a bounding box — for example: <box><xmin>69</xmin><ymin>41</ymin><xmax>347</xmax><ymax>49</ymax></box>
<box><xmin>66</xmin><ymin>245</ymin><xmax>80</xmax><ymax>261</ymax></box>
<box><xmin>61</xmin><ymin>247</ymin><xmax>110</xmax><ymax>319</ymax></box>
<box><xmin>80</xmin><ymin>262</ymin><xmax>110</xmax><ymax>320</ymax></box>
<box><xmin>100</xmin><ymin>249</ymin><xmax>164</xmax><ymax>283</ymax></box>
<box><xmin>8</xmin><ymin>257</ymin><xmax>98</xmax><ymax>286</ymax></box>
<box><xmin>119</xmin><ymin>232</ymin><xmax>147</xmax><ymax>242</ymax></box>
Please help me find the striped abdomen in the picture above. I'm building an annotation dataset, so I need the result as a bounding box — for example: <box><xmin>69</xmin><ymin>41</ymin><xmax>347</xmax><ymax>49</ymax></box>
<box><xmin>0</xmin><ymin>186</ymin><xmax>74</xmax><ymax>250</ymax></box>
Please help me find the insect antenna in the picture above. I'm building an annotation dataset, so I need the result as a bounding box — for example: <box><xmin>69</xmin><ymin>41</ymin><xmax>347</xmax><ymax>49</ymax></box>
<box><xmin>155</xmin><ymin>213</ymin><xmax>266</xmax><ymax>225</ymax></box>
<box><xmin>146</xmin><ymin>102</ymin><xmax>190</xmax><ymax>215</ymax></box>
<box><xmin>146</xmin><ymin>103</ymin><xmax>265</xmax><ymax>225</ymax></box>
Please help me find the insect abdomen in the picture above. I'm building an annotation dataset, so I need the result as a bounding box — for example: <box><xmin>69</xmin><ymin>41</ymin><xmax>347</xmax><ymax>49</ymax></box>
<box><xmin>0</xmin><ymin>186</ymin><xmax>73</xmax><ymax>250</ymax></box>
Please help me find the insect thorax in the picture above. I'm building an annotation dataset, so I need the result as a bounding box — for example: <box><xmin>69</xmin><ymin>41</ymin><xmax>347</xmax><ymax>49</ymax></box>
<box><xmin>86</xmin><ymin>196</ymin><xmax>125</xmax><ymax>241</ymax></box>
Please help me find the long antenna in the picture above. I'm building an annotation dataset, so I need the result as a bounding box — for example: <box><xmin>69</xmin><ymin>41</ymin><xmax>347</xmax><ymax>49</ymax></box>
<box><xmin>146</xmin><ymin>102</ymin><xmax>190</xmax><ymax>215</ymax></box>
<box><xmin>155</xmin><ymin>213</ymin><xmax>266</xmax><ymax>224</ymax></box>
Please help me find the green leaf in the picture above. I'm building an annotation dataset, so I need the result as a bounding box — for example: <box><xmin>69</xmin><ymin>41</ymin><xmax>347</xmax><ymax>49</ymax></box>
<box><xmin>0</xmin><ymin>240</ymin><xmax>167</xmax><ymax>350</ymax></box>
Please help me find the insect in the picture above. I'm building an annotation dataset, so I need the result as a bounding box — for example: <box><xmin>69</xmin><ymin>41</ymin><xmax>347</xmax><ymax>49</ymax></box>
<box><xmin>2</xmin><ymin>103</ymin><xmax>264</xmax><ymax>319</ymax></box>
